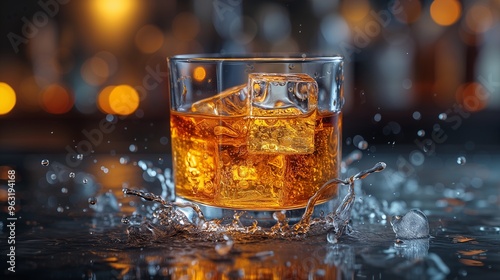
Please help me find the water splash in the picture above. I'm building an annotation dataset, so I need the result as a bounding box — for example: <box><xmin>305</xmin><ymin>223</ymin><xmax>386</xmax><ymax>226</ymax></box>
<box><xmin>122</xmin><ymin>162</ymin><xmax>386</xmax><ymax>242</ymax></box>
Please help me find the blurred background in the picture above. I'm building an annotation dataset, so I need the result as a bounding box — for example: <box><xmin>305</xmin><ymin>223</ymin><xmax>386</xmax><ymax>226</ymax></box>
<box><xmin>1</xmin><ymin>0</ymin><xmax>499</xmax><ymax>156</ymax></box>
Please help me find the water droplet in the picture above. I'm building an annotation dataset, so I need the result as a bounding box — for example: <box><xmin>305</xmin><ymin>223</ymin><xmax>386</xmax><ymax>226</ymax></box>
<box><xmin>457</xmin><ymin>156</ymin><xmax>466</xmax><ymax>165</ymax></box>
<box><xmin>76</xmin><ymin>154</ymin><xmax>84</xmax><ymax>160</ymax></box>
<box><xmin>215</xmin><ymin>235</ymin><xmax>234</xmax><ymax>256</ymax></box>
<box><xmin>61</xmin><ymin>188</ymin><xmax>68</xmax><ymax>194</ymax></box>
<box><xmin>412</xmin><ymin>111</ymin><xmax>421</xmax><ymax>120</ymax></box>
<box><xmin>83</xmin><ymin>178</ymin><xmax>88</xmax><ymax>184</ymax></box>
<box><xmin>50</xmin><ymin>174</ymin><xmax>57</xmax><ymax>180</ymax></box>
<box><xmin>326</xmin><ymin>232</ymin><xmax>338</xmax><ymax>244</ymax></box>
<box><xmin>357</xmin><ymin>140</ymin><xmax>368</xmax><ymax>150</ymax></box>
<box><xmin>129</xmin><ymin>144</ymin><xmax>138</xmax><ymax>153</ymax></box>
<box><xmin>88</xmin><ymin>197</ymin><xmax>97</xmax><ymax>205</ymax></box>
<box><xmin>105</xmin><ymin>114</ymin><xmax>116</xmax><ymax>122</ymax></box>
<box><xmin>272</xmin><ymin>211</ymin><xmax>287</xmax><ymax>222</ymax></box>
<box><xmin>417</xmin><ymin>129</ymin><xmax>425</xmax><ymax>137</ymax></box>
<box><xmin>120</xmin><ymin>156</ymin><xmax>129</xmax><ymax>165</ymax></box>
<box><xmin>69</xmin><ymin>172</ymin><xmax>75</xmax><ymax>178</ymax></box>
<box><xmin>373</xmin><ymin>113</ymin><xmax>381</xmax><ymax>122</ymax></box>
<box><xmin>288</xmin><ymin>63</ymin><xmax>295</xmax><ymax>70</ymax></box>
<box><xmin>438</xmin><ymin>113</ymin><xmax>447</xmax><ymax>120</ymax></box>
<box><xmin>160</xmin><ymin>136</ymin><xmax>169</xmax><ymax>145</ymax></box>
<box><xmin>409</xmin><ymin>150</ymin><xmax>425</xmax><ymax>166</ymax></box>
<box><xmin>57</xmin><ymin>206</ymin><xmax>64</xmax><ymax>213</ymax></box>
<box><xmin>41</xmin><ymin>159</ymin><xmax>50</xmax><ymax>166</ymax></box>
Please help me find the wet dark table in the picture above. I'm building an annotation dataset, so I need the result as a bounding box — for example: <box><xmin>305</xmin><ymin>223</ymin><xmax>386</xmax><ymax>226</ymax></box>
<box><xmin>1</xmin><ymin>147</ymin><xmax>500</xmax><ymax>279</ymax></box>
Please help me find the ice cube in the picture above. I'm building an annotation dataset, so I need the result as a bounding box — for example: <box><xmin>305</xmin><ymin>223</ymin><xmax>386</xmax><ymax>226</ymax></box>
<box><xmin>218</xmin><ymin>149</ymin><xmax>285</xmax><ymax>208</ymax></box>
<box><xmin>391</xmin><ymin>209</ymin><xmax>429</xmax><ymax>239</ymax></box>
<box><xmin>191</xmin><ymin>84</ymin><xmax>248</xmax><ymax>116</ymax></box>
<box><xmin>247</xmin><ymin>73</ymin><xmax>318</xmax><ymax>154</ymax></box>
<box><xmin>249</xmin><ymin>73</ymin><xmax>318</xmax><ymax>115</ymax></box>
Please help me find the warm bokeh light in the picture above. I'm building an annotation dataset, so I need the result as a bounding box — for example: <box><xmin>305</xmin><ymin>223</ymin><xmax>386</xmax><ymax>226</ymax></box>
<box><xmin>135</xmin><ymin>25</ymin><xmax>164</xmax><ymax>54</ymax></box>
<box><xmin>430</xmin><ymin>0</ymin><xmax>462</xmax><ymax>26</ymax></box>
<box><xmin>40</xmin><ymin>84</ymin><xmax>73</xmax><ymax>114</ymax></box>
<box><xmin>456</xmin><ymin>82</ymin><xmax>488</xmax><ymax>112</ymax></box>
<box><xmin>108</xmin><ymin>85</ymin><xmax>139</xmax><ymax>115</ymax></box>
<box><xmin>90</xmin><ymin>0</ymin><xmax>138</xmax><ymax>25</ymax></box>
<box><xmin>172</xmin><ymin>12</ymin><xmax>200</xmax><ymax>42</ymax></box>
<box><xmin>81</xmin><ymin>56</ymin><xmax>110</xmax><ymax>86</ymax></box>
<box><xmin>86</xmin><ymin>0</ymin><xmax>142</xmax><ymax>48</ymax></box>
<box><xmin>394</xmin><ymin>0</ymin><xmax>422</xmax><ymax>24</ymax></box>
<box><xmin>340</xmin><ymin>0</ymin><xmax>371</xmax><ymax>22</ymax></box>
<box><xmin>97</xmin><ymin>85</ymin><xmax>115</xmax><ymax>114</ymax></box>
<box><xmin>0</xmin><ymin>82</ymin><xmax>16</xmax><ymax>115</ymax></box>
<box><xmin>465</xmin><ymin>3</ymin><xmax>494</xmax><ymax>33</ymax></box>
<box><xmin>193</xmin><ymin>66</ymin><xmax>206</xmax><ymax>82</ymax></box>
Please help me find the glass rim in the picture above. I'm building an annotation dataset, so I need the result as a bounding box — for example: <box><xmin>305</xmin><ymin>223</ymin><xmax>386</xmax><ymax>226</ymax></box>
<box><xmin>168</xmin><ymin>53</ymin><xmax>343</xmax><ymax>63</ymax></box>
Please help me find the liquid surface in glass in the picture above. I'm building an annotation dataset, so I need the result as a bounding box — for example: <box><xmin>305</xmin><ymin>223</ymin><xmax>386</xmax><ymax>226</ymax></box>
<box><xmin>170</xmin><ymin>73</ymin><xmax>341</xmax><ymax>210</ymax></box>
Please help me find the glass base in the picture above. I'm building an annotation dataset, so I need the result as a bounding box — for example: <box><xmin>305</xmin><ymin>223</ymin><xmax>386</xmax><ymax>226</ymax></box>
<box><xmin>174</xmin><ymin>196</ymin><xmax>339</xmax><ymax>228</ymax></box>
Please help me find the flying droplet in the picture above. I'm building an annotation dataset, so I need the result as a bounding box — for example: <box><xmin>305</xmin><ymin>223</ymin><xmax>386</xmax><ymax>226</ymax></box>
<box><xmin>327</xmin><ymin>232</ymin><xmax>338</xmax><ymax>244</ymax></box>
<box><xmin>129</xmin><ymin>144</ymin><xmax>138</xmax><ymax>152</ymax></box>
<box><xmin>438</xmin><ymin>113</ymin><xmax>447</xmax><ymax>121</ymax></box>
<box><xmin>412</xmin><ymin>111</ymin><xmax>421</xmax><ymax>120</ymax></box>
<box><xmin>41</xmin><ymin>159</ymin><xmax>50</xmax><ymax>166</ymax></box>
<box><xmin>215</xmin><ymin>235</ymin><xmax>234</xmax><ymax>256</ymax></box>
<box><xmin>57</xmin><ymin>206</ymin><xmax>64</xmax><ymax>213</ymax></box>
<box><xmin>120</xmin><ymin>156</ymin><xmax>129</xmax><ymax>165</ymax></box>
<box><xmin>76</xmin><ymin>154</ymin><xmax>84</xmax><ymax>160</ymax></box>
<box><xmin>88</xmin><ymin>197</ymin><xmax>97</xmax><ymax>205</ymax></box>
<box><xmin>272</xmin><ymin>211</ymin><xmax>287</xmax><ymax>222</ymax></box>
<box><xmin>457</xmin><ymin>156</ymin><xmax>466</xmax><ymax>165</ymax></box>
<box><xmin>83</xmin><ymin>178</ymin><xmax>88</xmax><ymax>184</ymax></box>
<box><xmin>357</xmin><ymin>140</ymin><xmax>368</xmax><ymax>150</ymax></box>
<box><xmin>69</xmin><ymin>172</ymin><xmax>75</xmax><ymax>178</ymax></box>
<box><xmin>417</xmin><ymin>130</ymin><xmax>425</xmax><ymax>137</ymax></box>
<box><xmin>61</xmin><ymin>188</ymin><xmax>68</xmax><ymax>194</ymax></box>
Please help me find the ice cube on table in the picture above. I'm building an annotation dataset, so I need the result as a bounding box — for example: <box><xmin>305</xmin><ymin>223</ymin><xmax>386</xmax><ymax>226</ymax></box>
<box><xmin>391</xmin><ymin>209</ymin><xmax>429</xmax><ymax>239</ymax></box>
<box><xmin>247</xmin><ymin>73</ymin><xmax>318</xmax><ymax>154</ymax></box>
<box><xmin>191</xmin><ymin>84</ymin><xmax>248</xmax><ymax>116</ymax></box>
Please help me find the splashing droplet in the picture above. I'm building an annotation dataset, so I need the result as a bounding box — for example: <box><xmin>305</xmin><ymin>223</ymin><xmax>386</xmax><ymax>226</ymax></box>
<box><xmin>120</xmin><ymin>156</ymin><xmax>130</xmax><ymax>165</ymax></box>
<box><xmin>129</xmin><ymin>144</ymin><xmax>138</xmax><ymax>153</ymax></box>
<box><xmin>88</xmin><ymin>197</ymin><xmax>97</xmax><ymax>205</ymax></box>
<box><xmin>457</xmin><ymin>156</ymin><xmax>466</xmax><ymax>165</ymax></box>
<box><xmin>215</xmin><ymin>235</ymin><xmax>234</xmax><ymax>256</ymax></box>
<box><xmin>357</xmin><ymin>140</ymin><xmax>368</xmax><ymax>150</ymax></box>
<box><xmin>272</xmin><ymin>211</ymin><xmax>287</xmax><ymax>222</ymax></box>
<box><xmin>41</xmin><ymin>159</ymin><xmax>50</xmax><ymax>166</ymax></box>
<box><xmin>412</xmin><ymin>111</ymin><xmax>421</xmax><ymax>120</ymax></box>
<box><xmin>326</xmin><ymin>232</ymin><xmax>338</xmax><ymax>244</ymax></box>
